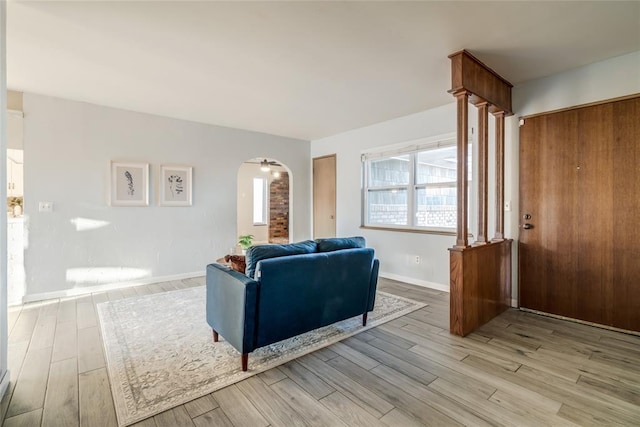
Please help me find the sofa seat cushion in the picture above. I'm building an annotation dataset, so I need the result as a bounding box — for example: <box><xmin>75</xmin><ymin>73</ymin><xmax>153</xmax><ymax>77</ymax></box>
<box><xmin>315</xmin><ymin>236</ymin><xmax>366</xmax><ymax>252</ymax></box>
<box><xmin>245</xmin><ymin>240</ymin><xmax>317</xmax><ymax>279</ymax></box>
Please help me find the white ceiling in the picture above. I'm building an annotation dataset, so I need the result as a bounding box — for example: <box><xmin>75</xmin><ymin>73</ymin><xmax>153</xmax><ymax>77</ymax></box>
<box><xmin>7</xmin><ymin>1</ymin><xmax>640</xmax><ymax>141</ymax></box>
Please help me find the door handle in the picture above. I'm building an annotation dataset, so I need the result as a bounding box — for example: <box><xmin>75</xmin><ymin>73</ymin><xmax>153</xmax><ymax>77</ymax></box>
<box><xmin>523</xmin><ymin>223</ymin><xmax>533</xmax><ymax>230</ymax></box>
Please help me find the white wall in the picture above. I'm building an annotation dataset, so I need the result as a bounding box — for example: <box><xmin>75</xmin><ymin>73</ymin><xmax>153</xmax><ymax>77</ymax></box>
<box><xmin>311</xmin><ymin>103</ymin><xmax>479</xmax><ymax>289</ymax></box>
<box><xmin>312</xmin><ymin>50</ymin><xmax>640</xmax><ymax>294</ymax></box>
<box><xmin>7</xmin><ymin>111</ymin><xmax>22</xmax><ymax>150</ymax></box>
<box><xmin>237</xmin><ymin>162</ymin><xmax>269</xmax><ymax>244</ymax></box>
<box><xmin>0</xmin><ymin>0</ymin><xmax>10</xmax><ymax>400</ymax></box>
<box><xmin>504</xmin><ymin>50</ymin><xmax>640</xmax><ymax>303</ymax></box>
<box><xmin>23</xmin><ymin>93</ymin><xmax>310</xmax><ymax>298</ymax></box>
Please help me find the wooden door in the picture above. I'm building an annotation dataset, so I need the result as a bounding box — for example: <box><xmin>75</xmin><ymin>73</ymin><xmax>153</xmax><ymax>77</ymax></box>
<box><xmin>313</xmin><ymin>155</ymin><xmax>336</xmax><ymax>238</ymax></box>
<box><xmin>519</xmin><ymin>110</ymin><xmax>580</xmax><ymax>320</ymax></box>
<box><xmin>519</xmin><ymin>96</ymin><xmax>640</xmax><ymax>331</ymax></box>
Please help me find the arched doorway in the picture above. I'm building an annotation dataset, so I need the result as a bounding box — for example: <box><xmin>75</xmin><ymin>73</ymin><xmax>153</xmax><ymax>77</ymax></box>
<box><xmin>237</xmin><ymin>158</ymin><xmax>291</xmax><ymax>247</ymax></box>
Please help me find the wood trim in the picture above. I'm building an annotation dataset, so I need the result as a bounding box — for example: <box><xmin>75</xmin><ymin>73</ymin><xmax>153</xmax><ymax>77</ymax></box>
<box><xmin>312</xmin><ymin>153</ymin><xmax>338</xmax><ymax>161</ymax></box>
<box><xmin>454</xmin><ymin>90</ymin><xmax>469</xmax><ymax>248</ymax></box>
<box><xmin>448</xmin><ymin>50</ymin><xmax>513</xmax><ymax>88</ymax></box>
<box><xmin>475</xmin><ymin>102</ymin><xmax>489</xmax><ymax>245</ymax></box>
<box><xmin>493</xmin><ymin>111</ymin><xmax>505</xmax><ymax>240</ymax></box>
<box><xmin>448</xmin><ymin>50</ymin><xmax>513</xmax><ymax>115</ymax></box>
<box><xmin>521</xmin><ymin>93</ymin><xmax>640</xmax><ymax>120</ymax></box>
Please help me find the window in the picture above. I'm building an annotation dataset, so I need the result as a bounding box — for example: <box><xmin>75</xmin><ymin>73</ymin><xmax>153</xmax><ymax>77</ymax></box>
<box><xmin>362</xmin><ymin>135</ymin><xmax>471</xmax><ymax>232</ymax></box>
<box><xmin>252</xmin><ymin>177</ymin><xmax>268</xmax><ymax>225</ymax></box>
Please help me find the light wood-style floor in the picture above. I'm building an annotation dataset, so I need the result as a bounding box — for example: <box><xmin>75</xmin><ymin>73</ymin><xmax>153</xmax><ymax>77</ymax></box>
<box><xmin>1</xmin><ymin>277</ymin><xmax>639</xmax><ymax>426</ymax></box>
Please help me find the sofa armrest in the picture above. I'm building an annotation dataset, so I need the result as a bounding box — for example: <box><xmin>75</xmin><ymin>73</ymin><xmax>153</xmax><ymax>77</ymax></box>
<box><xmin>206</xmin><ymin>263</ymin><xmax>259</xmax><ymax>354</ymax></box>
<box><xmin>367</xmin><ymin>259</ymin><xmax>380</xmax><ymax>312</ymax></box>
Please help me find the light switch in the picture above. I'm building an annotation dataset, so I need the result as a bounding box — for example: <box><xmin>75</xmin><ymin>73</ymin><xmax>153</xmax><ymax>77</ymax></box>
<box><xmin>39</xmin><ymin>202</ymin><xmax>54</xmax><ymax>213</ymax></box>
<box><xmin>504</xmin><ymin>201</ymin><xmax>512</xmax><ymax>211</ymax></box>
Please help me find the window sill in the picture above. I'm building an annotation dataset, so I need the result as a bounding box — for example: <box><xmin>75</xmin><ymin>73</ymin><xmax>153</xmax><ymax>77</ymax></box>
<box><xmin>360</xmin><ymin>225</ymin><xmax>458</xmax><ymax>236</ymax></box>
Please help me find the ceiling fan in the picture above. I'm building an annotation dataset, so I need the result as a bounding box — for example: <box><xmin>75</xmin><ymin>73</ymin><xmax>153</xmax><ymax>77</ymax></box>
<box><xmin>245</xmin><ymin>159</ymin><xmax>282</xmax><ymax>171</ymax></box>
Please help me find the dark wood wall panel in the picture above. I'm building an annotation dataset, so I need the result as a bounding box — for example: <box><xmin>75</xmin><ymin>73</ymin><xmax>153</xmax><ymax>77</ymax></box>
<box><xmin>577</xmin><ymin>103</ymin><xmax>614</xmax><ymax>325</ymax></box>
<box><xmin>519</xmin><ymin>96</ymin><xmax>640</xmax><ymax>332</ymax></box>
<box><xmin>612</xmin><ymin>98</ymin><xmax>640</xmax><ymax>330</ymax></box>
<box><xmin>450</xmin><ymin>240</ymin><xmax>512</xmax><ymax>336</ymax></box>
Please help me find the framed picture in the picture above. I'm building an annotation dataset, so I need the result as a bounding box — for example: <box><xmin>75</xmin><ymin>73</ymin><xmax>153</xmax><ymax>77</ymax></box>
<box><xmin>110</xmin><ymin>162</ymin><xmax>149</xmax><ymax>206</ymax></box>
<box><xmin>160</xmin><ymin>165</ymin><xmax>193</xmax><ymax>206</ymax></box>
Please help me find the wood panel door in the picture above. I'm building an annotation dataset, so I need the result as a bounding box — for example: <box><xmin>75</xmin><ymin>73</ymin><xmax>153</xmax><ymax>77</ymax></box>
<box><xmin>519</xmin><ymin>96</ymin><xmax>640</xmax><ymax>331</ymax></box>
<box><xmin>313</xmin><ymin>154</ymin><xmax>336</xmax><ymax>238</ymax></box>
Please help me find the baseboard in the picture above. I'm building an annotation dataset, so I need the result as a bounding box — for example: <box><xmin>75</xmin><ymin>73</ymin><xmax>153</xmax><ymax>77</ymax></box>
<box><xmin>379</xmin><ymin>272</ymin><xmax>449</xmax><ymax>293</ymax></box>
<box><xmin>519</xmin><ymin>307</ymin><xmax>640</xmax><ymax>337</ymax></box>
<box><xmin>511</xmin><ymin>298</ymin><xmax>518</xmax><ymax>308</ymax></box>
<box><xmin>21</xmin><ymin>271</ymin><xmax>204</xmax><ymax>304</ymax></box>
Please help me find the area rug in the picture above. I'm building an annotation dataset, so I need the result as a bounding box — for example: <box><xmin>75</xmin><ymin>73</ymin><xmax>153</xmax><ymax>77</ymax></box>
<box><xmin>97</xmin><ymin>286</ymin><xmax>426</xmax><ymax>426</ymax></box>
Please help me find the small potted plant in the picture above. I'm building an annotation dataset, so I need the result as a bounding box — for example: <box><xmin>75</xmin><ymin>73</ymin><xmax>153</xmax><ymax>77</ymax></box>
<box><xmin>238</xmin><ymin>234</ymin><xmax>255</xmax><ymax>254</ymax></box>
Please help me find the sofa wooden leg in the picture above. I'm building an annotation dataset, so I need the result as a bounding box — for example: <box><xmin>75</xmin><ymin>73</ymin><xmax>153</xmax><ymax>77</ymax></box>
<box><xmin>212</xmin><ymin>329</ymin><xmax>219</xmax><ymax>343</ymax></box>
<box><xmin>241</xmin><ymin>354</ymin><xmax>248</xmax><ymax>371</ymax></box>
<box><xmin>362</xmin><ymin>313</ymin><xmax>368</xmax><ymax>327</ymax></box>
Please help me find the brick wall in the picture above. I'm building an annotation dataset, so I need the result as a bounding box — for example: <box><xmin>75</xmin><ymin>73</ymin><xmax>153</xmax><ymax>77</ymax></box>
<box><xmin>269</xmin><ymin>172</ymin><xmax>289</xmax><ymax>243</ymax></box>
<box><xmin>369</xmin><ymin>204</ymin><xmax>456</xmax><ymax>228</ymax></box>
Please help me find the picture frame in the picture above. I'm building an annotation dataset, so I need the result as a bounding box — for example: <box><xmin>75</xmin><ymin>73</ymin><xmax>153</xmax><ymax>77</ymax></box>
<box><xmin>159</xmin><ymin>165</ymin><xmax>193</xmax><ymax>206</ymax></box>
<box><xmin>110</xmin><ymin>161</ymin><xmax>149</xmax><ymax>206</ymax></box>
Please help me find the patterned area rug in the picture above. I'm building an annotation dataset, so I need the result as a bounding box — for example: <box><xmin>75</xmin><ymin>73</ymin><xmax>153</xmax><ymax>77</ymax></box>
<box><xmin>97</xmin><ymin>286</ymin><xmax>426</xmax><ymax>426</ymax></box>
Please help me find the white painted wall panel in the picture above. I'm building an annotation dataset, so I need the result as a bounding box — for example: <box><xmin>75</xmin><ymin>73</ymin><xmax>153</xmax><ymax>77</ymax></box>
<box><xmin>22</xmin><ymin>93</ymin><xmax>310</xmax><ymax>296</ymax></box>
<box><xmin>311</xmin><ymin>50</ymin><xmax>640</xmax><ymax>292</ymax></box>
<box><xmin>311</xmin><ymin>103</ymin><xmax>475</xmax><ymax>288</ymax></box>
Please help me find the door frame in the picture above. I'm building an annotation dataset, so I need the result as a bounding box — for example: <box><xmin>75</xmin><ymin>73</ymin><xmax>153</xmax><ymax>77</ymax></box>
<box><xmin>313</xmin><ymin>154</ymin><xmax>337</xmax><ymax>238</ymax></box>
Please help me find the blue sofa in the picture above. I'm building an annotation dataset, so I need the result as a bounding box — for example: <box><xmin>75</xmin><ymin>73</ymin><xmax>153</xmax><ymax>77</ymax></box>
<box><xmin>206</xmin><ymin>237</ymin><xmax>380</xmax><ymax>371</ymax></box>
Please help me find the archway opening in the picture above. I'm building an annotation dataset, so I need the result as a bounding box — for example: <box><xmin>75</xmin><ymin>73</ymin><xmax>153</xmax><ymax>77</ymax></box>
<box><xmin>236</xmin><ymin>158</ymin><xmax>291</xmax><ymax>249</ymax></box>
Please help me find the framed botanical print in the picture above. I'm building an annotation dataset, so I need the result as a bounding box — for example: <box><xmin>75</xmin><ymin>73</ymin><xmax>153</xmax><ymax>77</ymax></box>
<box><xmin>159</xmin><ymin>165</ymin><xmax>193</xmax><ymax>206</ymax></box>
<box><xmin>110</xmin><ymin>162</ymin><xmax>149</xmax><ymax>206</ymax></box>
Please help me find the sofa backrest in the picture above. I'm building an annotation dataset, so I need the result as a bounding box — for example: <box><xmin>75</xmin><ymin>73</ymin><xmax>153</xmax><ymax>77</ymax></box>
<box><xmin>314</xmin><ymin>236</ymin><xmax>366</xmax><ymax>252</ymax></box>
<box><xmin>253</xmin><ymin>247</ymin><xmax>376</xmax><ymax>348</ymax></box>
<box><xmin>245</xmin><ymin>240</ymin><xmax>317</xmax><ymax>279</ymax></box>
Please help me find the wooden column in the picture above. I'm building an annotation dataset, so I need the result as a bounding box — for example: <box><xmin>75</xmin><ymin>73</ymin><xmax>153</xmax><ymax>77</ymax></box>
<box><xmin>448</xmin><ymin>50</ymin><xmax>513</xmax><ymax>336</ymax></box>
<box><xmin>475</xmin><ymin>102</ymin><xmax>489</xmax><ymax>245</ymax></box>
<box><xmin>493</xmin><ymin>111</ymin><xmax>506</xmax><ymax>240</ymax></box>
<box><xmin>454</xmin><ymin>90</ymin><xmax>469</xmax><ymax>248</ymax></box>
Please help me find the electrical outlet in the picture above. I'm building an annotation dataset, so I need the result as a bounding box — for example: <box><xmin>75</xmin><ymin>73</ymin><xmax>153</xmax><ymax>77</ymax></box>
<box><xmin>415</xmin><ymin>256</ymin><xmax>421</xmax><ymax>264</ymax></box>
<box><xmin>39</xmin><ymin>202</ymin><xmax>54</xmax><ymax>213</ymax></box>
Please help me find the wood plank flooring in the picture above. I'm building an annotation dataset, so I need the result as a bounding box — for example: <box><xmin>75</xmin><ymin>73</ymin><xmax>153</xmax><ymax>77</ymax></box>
<box><xmin>2</xmin><ymin>277</ymin><xmax>640</xmax><ymax>426</ymax></box>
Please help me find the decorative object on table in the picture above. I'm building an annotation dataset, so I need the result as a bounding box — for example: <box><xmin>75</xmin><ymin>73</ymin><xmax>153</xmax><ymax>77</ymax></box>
<box><xmin>223</xmin><ymin>254</ymin><xmax>246</xmax><ymax>273</ymax></box>
<box><xmin>110</xmin><ymin>161</ymin><xmax>149</xmax><ymax>206</ymax></box>
<box><xmin>97</xmin><ymin>284</ymin><xmax>424</xmax><ymax>426</ymax></box>
<box><xmin>159</xmin><ymin>165</ymin><xmax>192</xmax><ymax>206</ymax></box>
<box><xmin>208</xmin><ymin>237</ymin><xmax>379</xmax><ymax>371</ymax></box>
<box><xmin>237</xmin><ymin>234</ymin><xmax>254</xmax><ymax>254</ymax></box>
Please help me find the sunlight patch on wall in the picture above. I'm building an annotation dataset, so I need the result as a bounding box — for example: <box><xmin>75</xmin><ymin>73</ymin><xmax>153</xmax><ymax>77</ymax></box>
<box><xmin>66</xmin><ymin>267</ymin><xmax>151</xmax><ymax>285</ymax></box>
<box><xmin>70</xmin><ymin>217</ymin><xmax>111</xmax><ymax>231</ymax></box>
